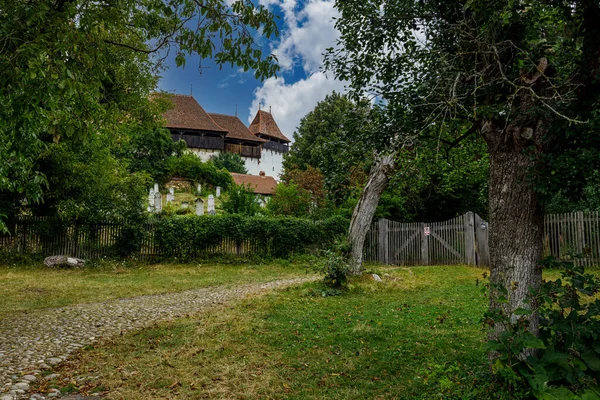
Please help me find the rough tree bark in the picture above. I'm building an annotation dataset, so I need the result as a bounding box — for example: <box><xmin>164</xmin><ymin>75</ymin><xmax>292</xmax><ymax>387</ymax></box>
<box><xmin>483</xmin><ymin>121</ymin><xmax>545</xmax><ymax>344</ymax></box>
<box><xmin>347</xmin><ymin>153</ymin><xmax>396</xmax><ymax>275</ymax></box>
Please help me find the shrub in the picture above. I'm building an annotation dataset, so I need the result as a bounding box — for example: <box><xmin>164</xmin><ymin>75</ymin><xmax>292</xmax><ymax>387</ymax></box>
<box><xmin>484</xmin><ymin>257</ymin><xmax>600</xmax><ymax>399</ymax></box>
<box><xmin>154</xmin><ymin>214</ymin><xmax>349</xmax><ymax>259</ymax></box>
<box><xmin>267</xmin><ymin>183</ymin><xmax>312</xmax><ymax>217</ymax></box>
<box><xmin>313</xmin><ymin>238</ymin><xmax>351</xmax><ymax>289</ymax></box>
<box><xmin>167</xmin><ymin>154</ymin><xmax>233</xmax><ymax>189</ymax></box>
<box><xmin>222</xmin><ymin>184</ymin><xmax>260</xmax><ymax>216</ymax></box>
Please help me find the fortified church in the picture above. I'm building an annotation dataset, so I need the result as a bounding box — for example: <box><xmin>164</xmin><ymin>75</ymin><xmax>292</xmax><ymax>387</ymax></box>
<box><xmin>162</xmin><ymin>94</ymin><xmax>290</xmax><ymax>180</ymax></box>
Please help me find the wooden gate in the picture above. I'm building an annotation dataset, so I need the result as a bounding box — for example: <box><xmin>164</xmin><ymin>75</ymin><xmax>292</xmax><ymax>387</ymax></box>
<box><xmin>364</xmin><ymin>212</ymin><xmax>489</xmax><ymax>266</ymax></box>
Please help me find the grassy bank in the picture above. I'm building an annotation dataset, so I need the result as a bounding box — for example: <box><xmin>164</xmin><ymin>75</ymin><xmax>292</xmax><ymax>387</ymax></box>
<box><xmin>37</xmin><ymin>265</ymin><xmax>499</xmax><ymax>399</ymax></box>
<box><xmin>0</xmin><ymin>260</ymin><xmax>309</xmax><ymax>317</ymax></box>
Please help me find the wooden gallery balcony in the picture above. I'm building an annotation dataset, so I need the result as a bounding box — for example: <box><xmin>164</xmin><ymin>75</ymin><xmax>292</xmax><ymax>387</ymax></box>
<box><xmin>171</xmin><ymin>134</ymin><xmax>225</xmax><ymax>150</ymax></box>
<box><xmin>225</xmin><ymin>143</ymin><xmax>262</xmax><ymax>158</ymax></box>
<box><xmin>262</xmin><ymin>140</ymin><xmax>289</xmax><ymax>153</ymax></box>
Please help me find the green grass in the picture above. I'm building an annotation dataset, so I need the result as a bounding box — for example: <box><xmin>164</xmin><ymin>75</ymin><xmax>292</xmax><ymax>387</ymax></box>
<box><xmin>36</xmin><ymin>265</ymin><xmax>501</xmax><ymax>399</ymax></box>
<box><xmin>0</xmin><ymin>260</ymin><xmax>308</xmax><ymax>317</ymax></box>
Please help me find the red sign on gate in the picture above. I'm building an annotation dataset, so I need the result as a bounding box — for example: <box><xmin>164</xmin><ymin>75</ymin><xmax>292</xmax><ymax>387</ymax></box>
<box><xmin>424</xmin><ymin>226</ymin><xmax>430</xmax><ymax>236</ymax></box>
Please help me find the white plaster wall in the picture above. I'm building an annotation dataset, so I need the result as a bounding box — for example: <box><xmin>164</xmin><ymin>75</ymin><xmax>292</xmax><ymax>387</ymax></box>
<box><xmin>188</xmin><ymin>148</ymin><xmax>284</xmax><ymax>181</ymax></box>
<box><xmin>189</xmin><ymin>148</ymin><xmax>222</xmax><ymax>162</ymax></box>
<box><xmin>259</xmin><ymin>149</ymin><xmax>285</xmax><ymax>181</ymax></box>
<box><xmin>242</xmin><ymin>156</ymin><xmax>261</xmax><ymax>176</ymax></box>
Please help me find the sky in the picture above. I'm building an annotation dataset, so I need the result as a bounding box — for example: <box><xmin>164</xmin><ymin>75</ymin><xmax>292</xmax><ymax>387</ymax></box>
<box><xmin>157</xmin><ymin>0</ymin><xmax>346</xmax><ymax>141</ymax></box>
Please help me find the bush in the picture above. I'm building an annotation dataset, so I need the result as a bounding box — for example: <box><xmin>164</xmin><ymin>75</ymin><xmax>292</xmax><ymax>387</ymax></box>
<box><xmin>154</xmin><ymin>214</ymin><xmax>349</xmax><ymax>259</ymax></box>
<box><xmin>484</xmin><ymin>257</ymin><xmax>600</xmax><ymax>399</ymax></box>
<box><xmin>167</xmin><ymin>154</ymin><xmax>233</xmax><ymax>189</ymax></box>
<box><xmin>222</xmin><ymin>184</ymin><xmax>260</xmax><ymax>216</ymax></box>
<box><xmin>267</xmin><ymin>183</ymin><xmax>312</xmax><ymax>217</ymax></box>
<box><xmin>313</xmin><ymin>238</ymin><xmax>351</xmax><ymax>289</ymax></box>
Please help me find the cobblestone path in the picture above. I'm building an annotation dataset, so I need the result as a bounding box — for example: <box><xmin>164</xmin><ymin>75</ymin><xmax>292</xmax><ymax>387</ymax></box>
<box><xmin>0</xmin><ymin>277</ymin><xmax>312</xmax><ymax>399</ymax></box>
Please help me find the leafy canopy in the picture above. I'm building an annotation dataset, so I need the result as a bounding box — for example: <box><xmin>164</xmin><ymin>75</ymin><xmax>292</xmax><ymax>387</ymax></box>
<box><xmin>0</xmin><ymin>0</ymin><xmax>279</xmax><ymax>229</ymax></box>
<box><xmin>212</xmin><ymin>153</ymin><xmax>248</xmax><ymax>174</ymax></box>
<box><xmin>325</xmin><ymin>0</ymin><xmax>600</xmax><ymax>183</ymax></box>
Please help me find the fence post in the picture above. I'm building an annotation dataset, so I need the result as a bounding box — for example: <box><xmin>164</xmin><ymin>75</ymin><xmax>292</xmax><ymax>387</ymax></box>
<box><xmin>378</xmin><ymin>219</ymin><xmax>389</xmax><ymax>264</ymax></box>
<box><xmin>474</xmin><ymin>214</ymin><xmax>490</xmax><ymax>267</ymax></box>
<box><xmin>421</xmin><ymin>223</ymin><xmax>429</xmax><ymax>265</ymax></box>
<box><xmin>464</xmin><ymin>211</ymin><xmax>476</xmax><ymax>266</ymax></box>
<box><xmin>576</xmin><ymin>211</ymin><xmax>585</xmax><ymax>258</ymax></box>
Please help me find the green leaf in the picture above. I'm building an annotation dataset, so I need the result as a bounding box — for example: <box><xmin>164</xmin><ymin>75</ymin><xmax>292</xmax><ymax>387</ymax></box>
<box><xmin>580</xmin><ymin>388</ymin><xmax>600</xmax><ymax>400</ymax></box>
<box><xmin>514</xmin><ymin>307</ymin><xmax>533</xmax><ymax>316</ymax></box>
<box><xmin>582</xmin><ymin>350</ymin><xmax>600</xmax><ymax>372</ymax></box>
<box><xmin>536</xmin><ymin>386</ymin><xmax>578</xmax><ymax>400</ymax></box>
<box><xmin>522</xmin><ymin>337</ymin><xmax>546</xmax><ymax>349</ymax></box>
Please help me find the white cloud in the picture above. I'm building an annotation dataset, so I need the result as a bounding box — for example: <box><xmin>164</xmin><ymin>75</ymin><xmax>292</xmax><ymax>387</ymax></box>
<box><xmin>269</xmin><ymin>0</ymin><xmax>339</xmax><ymax>73</ymax></box>
<box><xmin>249</xmin><ymin>72</ymin><xmax>346</xmax><ymax>139</ymax></box>
<box><xmin>249</xmin><ymin>0</ymin><xmax>345</xmax><ymax>140</ymax></box>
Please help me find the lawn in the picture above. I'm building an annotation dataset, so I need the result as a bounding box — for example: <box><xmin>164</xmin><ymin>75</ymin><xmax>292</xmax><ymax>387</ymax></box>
<box><xmin>35</xmin><ymin>265</ymin><xmax>500</xmax><ymax>399</ymax></box>
<box><xmin>0</xmin><ymin>259</ymin><xmax>309</xmax><ymax>318</ymax></box>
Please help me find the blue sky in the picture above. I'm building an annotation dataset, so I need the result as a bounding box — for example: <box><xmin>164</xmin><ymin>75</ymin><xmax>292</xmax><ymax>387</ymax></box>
<box><xmin>157</xmin><ymin>0</ymin><xmax>346</xmax><ymax>140</ymax></box>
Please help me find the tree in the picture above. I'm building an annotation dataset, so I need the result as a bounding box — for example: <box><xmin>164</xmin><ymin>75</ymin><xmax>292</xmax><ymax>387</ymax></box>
<box><xmin>31</xmin><ymin>138</ymin><xmax>148</xmax><ymax>223</ymax></box>
<box><xmin>286</xmin><ymin>92</ymin><xmax>489</xmax><ymax>222</ymax></box>
<box><xmin>284</xmin><ymin>92</ymin><xmax>366</xmax><ymax>204</ymax></box>
<box><xmin>212</xmin><ymin>153</ymin><xmax>248</xmax><ymax>174</ymax></box>
<box><xmin>115</xmin><ymin>125</ymin><xmax>186</xmax><ymax>185</ymax></box>
<box><xmin>281</xmin><ymin>166</ymin><xmax>327</xmax><ymax>207</ymax></box>
<box><xmin>0</xmin><ymin>0</ymin><xmax>278</xmax><ymax>230</ymax></box>
<box><xmin>546</xmin><ymin>171</ymin><xmax>600</xmax><ymax>213</ymax></box>
<box><xmin>326</xmin><ymin>0</ymin><xmax>600</xmax><ymax>341</ymax></box>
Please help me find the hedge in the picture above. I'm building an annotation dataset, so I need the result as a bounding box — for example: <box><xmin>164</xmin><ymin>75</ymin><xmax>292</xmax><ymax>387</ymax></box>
<box><xmin>154</xmin><ymin>214</ymin><xmax>349</xmax><ymax>259</ymax></box>
<box><xmin>0</xmin><ymin>215</ymin><xmax>349</xmax><ymax>260</ymax></box>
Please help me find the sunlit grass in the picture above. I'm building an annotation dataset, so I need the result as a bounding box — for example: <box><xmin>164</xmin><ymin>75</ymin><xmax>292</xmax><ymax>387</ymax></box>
<box><xmin>36</xmin><ymin>265</ymin><xmax>495</xmax><ymax>399</ymax></box>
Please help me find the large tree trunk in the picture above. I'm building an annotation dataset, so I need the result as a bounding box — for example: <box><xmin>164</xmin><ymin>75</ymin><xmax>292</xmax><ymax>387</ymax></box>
<box><xmin>485</xmin><ymin>124</ymin><xmax>544</xmax><ymax>344</ymax></box>
<box><xmin>347</xmin><ymin>153</ymin><xmax>396</xmax><ymax>275</ymax></box>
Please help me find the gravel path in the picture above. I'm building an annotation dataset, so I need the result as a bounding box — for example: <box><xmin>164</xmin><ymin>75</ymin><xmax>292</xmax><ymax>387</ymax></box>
<box><xmin>0</xmin><ymin>277</ymin><xmax>313</xmax><ymax>399</ymax></box>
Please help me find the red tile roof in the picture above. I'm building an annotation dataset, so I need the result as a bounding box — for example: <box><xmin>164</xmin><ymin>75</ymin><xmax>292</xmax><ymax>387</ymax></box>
<box><xmin>208</xmin><ymin>113</ymin><xmax>266</xmax><ymax>144</ymax></box>
<box><xmin>162</xmin><ymin>94</ymin><xmax>227</xmax><ymax>133</ymax></box>
<box><xmin>230</xmin><ymin>172</ymin><xmax>278</xmax><ymax>195</ymax></box>
<box><xmin>249</xmin><ymin>110</ymin><xmax>291</xmax><ymax>143</ymax></box>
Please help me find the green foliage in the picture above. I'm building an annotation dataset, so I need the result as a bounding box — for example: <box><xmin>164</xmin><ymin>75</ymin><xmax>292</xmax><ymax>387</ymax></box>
<box><xmin>211</xmin><ymin>153</ymin><xmax>248</xmax><ymax>174</ymax></box>
<box><xmin>283</xmin><ymin>90</ymin><xmax>490</xmax><ymax>222</ymax></box>
<box><xmin>0</xmin><ymin>0</ymin><xmax>278</xmax><ymax>230</ymax></box>
<box><xmin>116</xmin><ymin>126</ymin><xmax>185</xmax><ymax>185</ymax></box>
<box><xmin>326</xmin><ymin>0</ymin><xmax>600</xmax><ymax>204</ymax></box>
<box><xmin>283</xmin><ymin>92</ymin><xmax>368</xmax><ymax>204</ymax></box>
<box><xmin>313</xmin><ymin>239</ymin><xmax>351</xmax><ymax>289</ymax></box>
<box><xmin>154</xmin><ymin>215</ymin><xmax>349</xmax><ymax>259</ymax></box>
<box><xmin>222</xmin><ymin>184</ymin><xmax>260</xmax><ymax>216</ymax></box>
<box><xmin>484</xmin><ymin>258</ymin><xmax>600</xmax><ymax>399</ymax></box>
<box><xmin>167</xmin><ymin>154</ymin><xmax>233</xmax><ymax>189</ymax></box>
<box><xmin>386</xmin><ymin>139</ymin><xmax>490</xmax><ymax>221</ymax></box>
<box><xmin>160</xmin><ymin>201</ymin><xmax>195</xmax><ymax>216</ymax></box>
<box><xmin>546</xmin><ymin>171</ymin><xmax>600</xmax><ymax>214</ymax></box>
<box><xmin>267</xmin><ymin>183</ymin><xmax>312</xmax><ymax>217</ymax></box>
<box><xmin>31</xmin><ymin>139</ymin><xmax>150</xmax><ymax>224</ymax></box>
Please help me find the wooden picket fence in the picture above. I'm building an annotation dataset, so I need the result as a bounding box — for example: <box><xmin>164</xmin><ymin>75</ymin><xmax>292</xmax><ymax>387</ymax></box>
<box><xmin>544</xmin><ymin>211</ymin><xmax>600</xmax><ymax>267</ymax></box>
<box><xmin>0</xmin><ymin>216</ymin><xmax>262</xmax><ymax>259</ymax></box>
<box><xmin>3</xmin><ymin>212</ymin><xmax>600</xmax><ymax>265</ymax></box>
<box><xmin>365</xmin><ymin>211</ymin><xmax>600</xmax><ymax>267</ymax></box>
